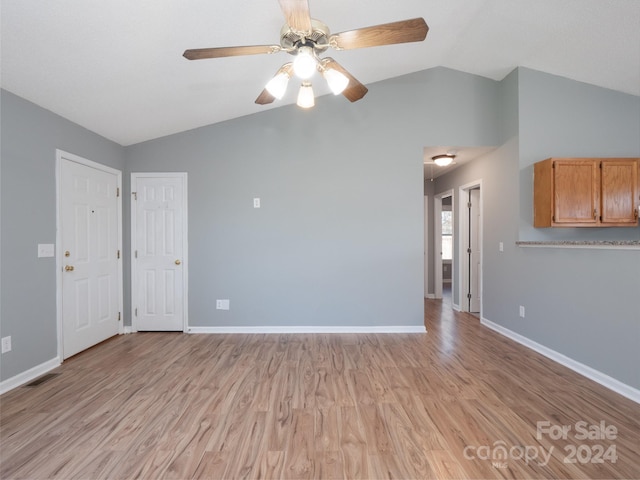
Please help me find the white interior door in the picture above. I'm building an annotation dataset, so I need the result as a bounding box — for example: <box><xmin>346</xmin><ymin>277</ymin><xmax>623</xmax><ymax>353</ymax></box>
<box><xmin>469</xmin><ymin>188</ymin><xmax>481</xmax><ymax>313</ymax></box>
<box><xmin>132</xmin><ymin>174</ymin><xmax>187</xmax><ymax>331</ymax></box>
<box><xmin>60</xmin><ymin>154</ymin><xmax>121</xmax><ymax>359</ymax></box>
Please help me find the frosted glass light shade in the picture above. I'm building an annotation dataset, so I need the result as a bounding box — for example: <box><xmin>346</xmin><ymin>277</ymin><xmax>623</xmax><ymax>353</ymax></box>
<box><xmin>265</xmin><ymin>72</ymin><xmax>290</xmax><ymax>99</ymax></box>
<box><xmin>323</xmin><ymin>68</ymin><xmax>349</xmax><ymax>95</ymax></box>
<box><xmin>296</xmin><ymin>83</ymin><xmax>315</xmax><ymax>108</ymax></box>
<box><xmin>293</xmin><ymin>47</ymin><xmax>317</xmax><ymax>79</ymax></box>
<box><xmin>433</xmin><ymin>155</ymin><xmax>454</xmax><ymax>167</ymax></box>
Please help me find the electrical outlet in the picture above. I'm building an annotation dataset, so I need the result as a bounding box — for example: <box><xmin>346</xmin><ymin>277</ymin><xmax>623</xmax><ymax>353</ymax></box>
<box><xmin>519</xmin><ymin>305</ymin><xmax>525</xmax><ymax>318</ymax></box>
<box><xmin>216</xmin><ymin>299</ymin><xmax>230</xmax><ymax>310</ymax></box>
<box><xmin>253</xmin><ymin>198</ymin><xmax>261</xmax><ymax>208</ymax></box>
<box><xmin>499</xmin><ymin>242</ymin><xmax>504</xmax><ymax>252</ymax></box>
<box><xmin>1</xmin><ymin>336</ymin><xmax>12</xmax><ymax>353</ymax></box>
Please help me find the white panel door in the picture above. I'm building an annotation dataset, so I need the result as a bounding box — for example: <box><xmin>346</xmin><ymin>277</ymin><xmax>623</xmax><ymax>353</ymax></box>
<box><xmin>133</xmin><ymin>174</ymin><xmax>187</xmax><ymax>331</ymax></box>
<box><xmin>469</xmin><ymin>188</ymin><xmax>481</xmax><ymax>313</ymax></box>
<box><xmin>61</xmin><ymin>158</ymin><xmax>120</xmax><ymax>358</ymax></box>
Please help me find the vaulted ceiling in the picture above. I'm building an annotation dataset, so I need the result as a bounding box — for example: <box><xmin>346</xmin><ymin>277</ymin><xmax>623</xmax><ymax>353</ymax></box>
<box><xmin>2</xmin><ymin>0</ymin><xmax>639</xmax><ymax>146</ymax></box>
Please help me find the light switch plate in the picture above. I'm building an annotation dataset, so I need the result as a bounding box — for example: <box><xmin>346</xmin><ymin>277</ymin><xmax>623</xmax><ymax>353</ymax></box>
<box><xmin>38</xmin><ymin>244</ymin><xmax>55</xmax><ymax>258</ymax></box>
<box><xmin>216</xmin><ymin>299</ymin><xmax>230</xmax><ymax>310</ymax></box>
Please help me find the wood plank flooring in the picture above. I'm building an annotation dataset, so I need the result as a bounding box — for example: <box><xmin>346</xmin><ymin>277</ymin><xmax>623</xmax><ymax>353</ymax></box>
<box><xmin>1</xmin><ymin>298</ymin><xmax>639</xmax><ymax>479</ymax></box>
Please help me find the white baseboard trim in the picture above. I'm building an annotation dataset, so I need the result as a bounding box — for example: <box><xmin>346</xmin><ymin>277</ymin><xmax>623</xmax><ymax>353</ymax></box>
<box><xmin>481</xmin><ymin>317</ymin><xmax>640</xmax><ymax>404</ymax></box>
<box><xmin>187</xmin><ymin>325</ymin><xmax>426</xmax><ymax>334</ymax></box>
<box><xmin>425</xmin><ymin>294</ymin><xmax>436</xmax><ymax>299</ymax></box>
<box><xmin>0</xmin><ymin>357</ymin><xmax>61</xmax><ymax>395</ymax></box>
<box><xmin>123</xmin><ymin>326</ymin><xmax>134</xmax><ymax>334</ymax></box>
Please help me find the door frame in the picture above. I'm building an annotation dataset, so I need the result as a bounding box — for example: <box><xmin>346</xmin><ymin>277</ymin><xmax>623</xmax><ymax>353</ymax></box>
<box><xmin>56</xmin><ymin>149</ymin><xmax>123</xmax><ymax>360</ymax></box>
<box><xmin>433</xmin><ymin>189</ymin><xmax>454</xmax><ymax>300</ymax></box>
<box><xmin>458</xmin><ymin>179</ymin><xmax>483</xmax><ymax>314</ymax></box>
<box><xmin>130</xmin><ymin>172</ymin><xmax>189</xmax><ymax>333</ymax></box>
<box><xmin>424</xmin><ymin>195</ymin><xmax>429</xmax><ymax>298</ymax></box>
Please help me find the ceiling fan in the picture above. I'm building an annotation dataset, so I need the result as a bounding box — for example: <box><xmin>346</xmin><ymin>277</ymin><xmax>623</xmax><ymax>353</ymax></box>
<box><xmin>183</xmin><ymin>0</ymin><xmax>428</xmax><ymax>108</ymax></box>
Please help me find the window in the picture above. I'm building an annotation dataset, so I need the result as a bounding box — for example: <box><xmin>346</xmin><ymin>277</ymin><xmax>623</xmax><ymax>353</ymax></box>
<box><xmin>441</xmin><ymin>210</ymin><xmax>453</xmax><ymax>260</ymax></box>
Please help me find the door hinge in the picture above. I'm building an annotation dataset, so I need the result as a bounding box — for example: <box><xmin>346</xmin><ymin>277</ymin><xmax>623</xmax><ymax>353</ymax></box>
<box><xmin>467</xmin><ymin>293</ymin><xmax>472</xmax><ymax>299</ymax></box>
<box><xmin>467</xmin><ymin>248</ymin><xmax>472</xmax><ymax>254</ymax></box>
<box><xmin>135</xmin><ymin>250</ymin><xmax>138</xmax><ymax>258</ymax></box>
<box><xmin>118</xmin><ymin>312</ymin><xmax>121</xmax><ymax>321</ymax></box>
<box><xmin>467</xmin><ymin>202</ymin><xmax>472</xmax><ymax>209</ymax></box>
<box><xmin>117</xmin><ymin>249</ymin><xmax>120</xmax><ymax>259</ymax></box>
<box><xmin>135</xmin><ymin>308</ymin><xmax>138</xmax><ymax>317</ymax></box>
<box><xmin>116</xmin><ymin>187</ymin><xmax>120</xmax><ymax>197</ymax></box>
<box><xmin>132</xmin><ymin>192</ymin><xmax>137</xmax><ymax>200</ymax></box>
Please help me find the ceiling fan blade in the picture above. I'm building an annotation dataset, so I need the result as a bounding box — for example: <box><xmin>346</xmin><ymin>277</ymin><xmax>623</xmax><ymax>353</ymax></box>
<box><xmin>322</xmin><ymin>58</ymin><xmax>368</xmax><ymax>102</ymax></box>
<box><xmin>278</xmin><ymin>0</ymin><xmax>312</xmax><ymax>33</ymax></box>
<box><xmin>183</xmin><ymin>45</ymin><xmax>280</xmax><ymax>60</ymax></box>
<box><xmin>330</xmin><ymin>17</ymin><xmax>428</xmax><ymax>50</ymax></box>
<box><xmin>255</xmin><ymin>89</ymin><xmax>276</xmax><ymax>105</ymax></box>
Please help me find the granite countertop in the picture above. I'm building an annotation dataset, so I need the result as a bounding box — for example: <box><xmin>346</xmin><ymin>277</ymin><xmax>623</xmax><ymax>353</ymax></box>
<box><xmin>516</xmin><ymin>240</ymin><xmax>640</xmax><ymax>249</ymax></box>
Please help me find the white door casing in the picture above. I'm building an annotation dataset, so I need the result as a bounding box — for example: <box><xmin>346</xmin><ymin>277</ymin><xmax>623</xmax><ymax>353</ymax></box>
<box><xmin>57</xmin><ymin>151</ymin><xmax>122</xmax><ymax>360</ymax></box>
<box><xmin>131</xmin><ymin>173</ymin><xmax>188</xmax><ymax>331</ymax></box>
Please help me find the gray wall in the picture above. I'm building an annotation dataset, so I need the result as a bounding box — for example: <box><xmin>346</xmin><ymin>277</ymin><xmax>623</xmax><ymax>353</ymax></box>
<box><xmin>124</xmin><ymin>67</ymin><xmax>502</xmax><ymax>329</ymax></box>
<box><xmin>432</xmin><ymin>68</ymin><xmax>640</xmax><ymax>389</ymax></box>
<box><xmin>1</xmin><ymin>90</ymin><xmax>124</xmax><ymax>381</ymax></box>
<box><xmin>514</xmin><ymin>69</ymin><xmax>640</xmax><ymax>387</ymax></box>
<box><xmin>2</xmin><ymin>65</ymin><xmax>638</xmax><ymax>392</ymax></box>
<box><xmin>518</xmin><ymin>68</ymin><xmax>640</xmax><ymax>241</ymax></box>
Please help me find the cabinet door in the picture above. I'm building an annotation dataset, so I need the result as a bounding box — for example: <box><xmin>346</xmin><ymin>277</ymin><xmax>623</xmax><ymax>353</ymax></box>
<box><xmin>600</xmin><ymin>159</ymin><xmax>638</xmax><ymax>225</ymax></box>
<box><xmin>553</xmin><ymin>159</ymin><xmax>599</xmax><ymax>225</ymax></box>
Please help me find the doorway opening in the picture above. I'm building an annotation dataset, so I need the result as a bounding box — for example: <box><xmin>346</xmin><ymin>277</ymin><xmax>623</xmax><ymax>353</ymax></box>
<box><xmin>433</xmin><ymin>189</ymin><xmax>454</xmax><ymax>303</ymax></box>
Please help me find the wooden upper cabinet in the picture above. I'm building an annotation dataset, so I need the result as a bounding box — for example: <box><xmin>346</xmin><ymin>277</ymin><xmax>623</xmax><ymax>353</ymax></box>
<box><xmin>534</xmin><ymin>157</ymin><xmax>639</xmax><ymax>227</ymax></box>
<box><xmin>600</xmin><ymin>159</ymin><xmax>638</xmax><ymax>225</ymax></box>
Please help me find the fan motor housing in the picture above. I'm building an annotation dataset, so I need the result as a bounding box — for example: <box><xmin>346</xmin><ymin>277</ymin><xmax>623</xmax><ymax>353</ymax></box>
<box><xmin>280</xmin><ymin>19</ymin><xmax>330</xmax><ymax>54</ymax></box>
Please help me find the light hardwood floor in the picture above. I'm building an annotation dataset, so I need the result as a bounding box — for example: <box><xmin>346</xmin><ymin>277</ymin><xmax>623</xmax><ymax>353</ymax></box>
<box><xmin>1</xmin><ymin>299</ymin><xmax>639</xmax><ymax>479</ymax></box>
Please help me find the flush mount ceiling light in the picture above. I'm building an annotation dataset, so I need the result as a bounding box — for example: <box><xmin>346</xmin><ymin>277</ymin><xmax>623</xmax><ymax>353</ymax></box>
<box><xmin>432</xmin><ymin>154</ymin><xmax>456</xmax><ymax>167</ymax></box>
<box><xmin>183</xmin><ymin>0</ymin><xmax>429</xmax><ymax>109</ymax></box>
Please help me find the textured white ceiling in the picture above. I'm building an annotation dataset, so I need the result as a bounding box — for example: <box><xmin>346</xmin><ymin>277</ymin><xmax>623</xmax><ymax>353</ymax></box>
<box><xmin>2</xmin><ymin>0</ymin><xmax>639</xmax><ymax>146</ymax></box>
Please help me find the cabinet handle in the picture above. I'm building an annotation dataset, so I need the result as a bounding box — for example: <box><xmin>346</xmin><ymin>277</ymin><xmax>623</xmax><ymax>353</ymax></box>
<box><xmin>593</xmin><ymin>208</ymin><xmax>597</xmax><ymax>220</ymax></box>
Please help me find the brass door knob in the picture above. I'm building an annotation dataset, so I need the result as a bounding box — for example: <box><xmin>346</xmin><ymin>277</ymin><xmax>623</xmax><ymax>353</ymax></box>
<box><xmin>65</xmin><ymin>265</ymin><xmax>75</xmax><ymax>272</ymax></box>
<box><xmin>175</xmin><ymin>259</ymin><xmax>181</xmax><ymax>265</ymax></box>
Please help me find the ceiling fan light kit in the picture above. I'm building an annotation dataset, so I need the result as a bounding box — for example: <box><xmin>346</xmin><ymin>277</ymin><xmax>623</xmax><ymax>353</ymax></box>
<box><xmin>292</xmin><ymin>46</ymin><xmax>317</xmax><ymax>79</ymax></box>
<box><xmin>297</xmin><ymin>82</ymin><xmax>315</xmax><ymax>108</ymax></box>
<box><xmin>183</xmin><ymin>0</ymin><xmax>429</xmax><ymax>109</ymax></box>
<box><xmin>321</xmin><ymin>64</ymin><xmax>349</xmax><ymax>95</ymax></box>
<box><xmin>265</xmin><ymin>64</ymin><xmax>292</xmax><ymax>99</ymax></box>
